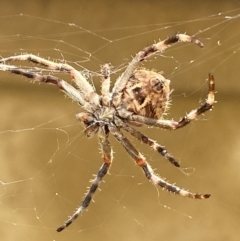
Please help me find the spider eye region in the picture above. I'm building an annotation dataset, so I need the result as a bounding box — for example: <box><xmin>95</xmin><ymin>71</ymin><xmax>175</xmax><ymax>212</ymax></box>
<box><xmin>151</xmin><ymin>79</ymin><xmax>164</xmax><ymax>92</ymax></box>
<box><xmin>149</xmin><ymin>75</ymin><xmax>170</xmax><ymax>92</ymax></box>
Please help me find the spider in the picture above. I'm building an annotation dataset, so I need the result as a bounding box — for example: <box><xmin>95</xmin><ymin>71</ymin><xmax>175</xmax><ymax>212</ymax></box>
<box><xmin>0</xmin><ymin>33</ymin><xmax>215</xmax><ymax>232</ymax></box>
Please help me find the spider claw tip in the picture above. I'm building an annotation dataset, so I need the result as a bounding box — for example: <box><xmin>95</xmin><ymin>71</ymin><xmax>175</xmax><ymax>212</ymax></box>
<box><xmin>203</xmin><ymin>194</ymin><xmax>211</xmax><ymax>199</ymax></box>
<box><xmin>56</xmin><ymin>226</ymin><xmax>64</xmax><ymax>232</ymax></box>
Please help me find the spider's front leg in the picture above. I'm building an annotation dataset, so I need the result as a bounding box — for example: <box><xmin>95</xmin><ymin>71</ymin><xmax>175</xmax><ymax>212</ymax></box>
<box><xmin>128</xmin><ymin>73</ymin><xmax>215</xmax><ymax>130</ymax></box>
<box><xmin>0</xmin><ymin>54</ymin><xmax>94</xmax><ymax>95</ymax></box>
<box><xmin>0</xmin><ymin>54</ymin><xmax>100</xmax><ymax>107</ymax></box>
<box><xmin>112</xmin><ymin>34</ymin><xmax>203</xmax><ymax>107</ymax></box>
<box><xmin>176</xmin><ymin>73</ymin><xmax>215</xmax><ymax>128</ymax></box>
<box><xmin>56</xmin><ymin>128</ymin><xmax>113</xmax><ymax>232</ymax></box>
<box><xmin>0</xmin><ymin>64</ymin><xmax>94</xmax><ymax>111</ymax></box>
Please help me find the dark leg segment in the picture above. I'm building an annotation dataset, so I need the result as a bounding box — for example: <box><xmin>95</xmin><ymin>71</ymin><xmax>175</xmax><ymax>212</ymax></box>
<box><xmin>117</xmin><ymin>118</ymin><xmax>180</xmax><ymax>167</ymax></box>
<box><xmin>1</xmin><ymin>66</ymin><xmax>91</xmax><ymax>109</ymax></box>
<box><xmin>0</xmin><ymin>54</ymin><xmax>98</xmax><ymax>104</ymax></box>
<box><xmin>112</xmin><ymin>34</ymin><xmax>203</xmax><ymax>106</ymax></box>
<box><xmin>109</xmin><ymin>125</ymin><xmax>210</xmax><ymax>199</ymax></box>
<box><xmin>128</xmin><ymin>73</ymin><xmax>215</xmax><ymax>129</ymax></box>
<box><xmin>56</xmin><ymin>130</ymin><xmax>112</xmax><ymax>232</ymax></box>
<box><xmin>176</xmin><ymin>73</ymin><xmax>215</xmax><ymax>128</ymax></box>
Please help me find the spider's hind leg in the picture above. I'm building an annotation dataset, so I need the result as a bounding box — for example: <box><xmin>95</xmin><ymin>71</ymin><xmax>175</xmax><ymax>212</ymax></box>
<box><xmin>56</xmin><ymin>128</ymin><xmax>113</xmax><ymax>232</ymax></box>
<box><xmin>128</xmin><ymin>73</ymin><xmax>215</xmax><ymax>130</ymax></box>
<box><xmin>115</xmin><ymin>117</ymin><xmax>180</xmax><ymax>167</ymax></box>
<box><xmin>109</xmin><ymin>124</ymin><xmax>210</xmax><ymax>199</ymax></box>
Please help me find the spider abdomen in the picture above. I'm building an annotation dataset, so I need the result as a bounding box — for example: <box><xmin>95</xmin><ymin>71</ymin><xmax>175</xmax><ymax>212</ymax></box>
<box><xmin>123</xmin><ymin>69</ymin><xmax>171</xmax><ymax>119</ymax></box>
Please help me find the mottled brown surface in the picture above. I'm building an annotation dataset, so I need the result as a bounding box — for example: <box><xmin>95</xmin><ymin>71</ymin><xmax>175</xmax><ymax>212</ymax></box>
<box><xmin>124</xmin><ymin>69</ymin><xmax>171</xmax><ymax>118</ymax></box>
<box><xmin>0</xmin><ymin>1</ymin><xmax>240</xmax><ymax>241</ymax></box>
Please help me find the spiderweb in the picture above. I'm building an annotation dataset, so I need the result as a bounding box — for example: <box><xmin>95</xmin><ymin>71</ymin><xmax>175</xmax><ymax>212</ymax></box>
<box><xmin>1</xmin><ymin>1</ymin><xmax>240</xmax><ymax>241</ymax></box>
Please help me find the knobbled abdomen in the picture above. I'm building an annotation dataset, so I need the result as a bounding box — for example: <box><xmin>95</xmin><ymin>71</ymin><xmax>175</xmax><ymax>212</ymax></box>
<box><xmin>122</xmin><ymin>69</ymin><xmax>171</xmax><ymax>119</ymax></box>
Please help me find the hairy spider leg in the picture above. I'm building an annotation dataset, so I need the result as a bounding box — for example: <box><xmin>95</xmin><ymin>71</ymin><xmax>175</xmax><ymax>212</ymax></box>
<box><xmin>128</xmin><ymin>73</ymin><xmax>215</xmax><ymax>129</ymax></box>
<box><xmin>100</xmin><ymin>63</ymin><xmax>111</xmax><ymax>106</ymax></box>
<box><xmin>0</xmin><ymin>65</ymin><xmax>95</xmax><ymax>111</ymax></box>
<box><xmin>0</xmin><ymin>54</ymin><xmax>100</xmax><ymax>106</ymax></box>
<box><xmin>115</xmin><ymin>117</ymin><xmax>180</xmax><ymax>167</ymax></box>
<box><xmin>109</xmin><ymin>125</ymin><xmax>210</xmax><ymax>199</ymax></box>
<box><xmin>57</xmin><ymin>128</ymin><xmax>113</xmax><ymax>232</ymax></box>
<box><xmin>112</xmin><ymin>34</ymin><xmax>203</xmax><ymax>107</ymax></box>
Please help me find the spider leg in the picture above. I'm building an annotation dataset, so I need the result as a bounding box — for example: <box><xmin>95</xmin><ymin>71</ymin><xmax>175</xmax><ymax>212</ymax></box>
<box><xmin>128</xmin><ymin>73</ymin><xmax>215</xmax><ymax>129</ymax></box>
<box><xmin>109</xmin><ymin>124</ymin><xmax>210</xmax><ymax>199</ymax></box>
<box><xmin>0</xmin><ymin>54</ymin><xmax>99</xmax><ymax>105</ymax></box>
<box><xmin>112</xmin><ymin>34</ymin><xmax>203</xmax><ymax>106</ymax></box>
<box><xmin>114</xmin><ymin>116</ymin><xmax>180</xmax><ymax>167</ymax></box>
<box><xmin>0</xmin><ymin>64</ymin><xmax>93</xmax><ymax>111</ymax></box>
<box><xmin>56</xmin><ymin>128</ymin><xmax>113</xmax><ymax>232</ymax></box>
<box><xmin>100</xmin><ymin>63</ymin><xmax>111</xmax><ymax>106</ymax></box>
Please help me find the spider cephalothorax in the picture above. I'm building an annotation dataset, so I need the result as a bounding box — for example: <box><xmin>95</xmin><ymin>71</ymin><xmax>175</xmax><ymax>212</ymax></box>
<box><xmin>0</xmin><ymin>34</ymin><xmax>215</xmax><ymax>232</ymax></box>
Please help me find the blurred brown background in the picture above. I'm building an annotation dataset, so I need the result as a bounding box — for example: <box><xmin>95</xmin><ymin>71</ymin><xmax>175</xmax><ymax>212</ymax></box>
<box><xmin>0</xmin><ymin>1</ymin><xmax>240</xmax><ymax>241</ymax></box>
